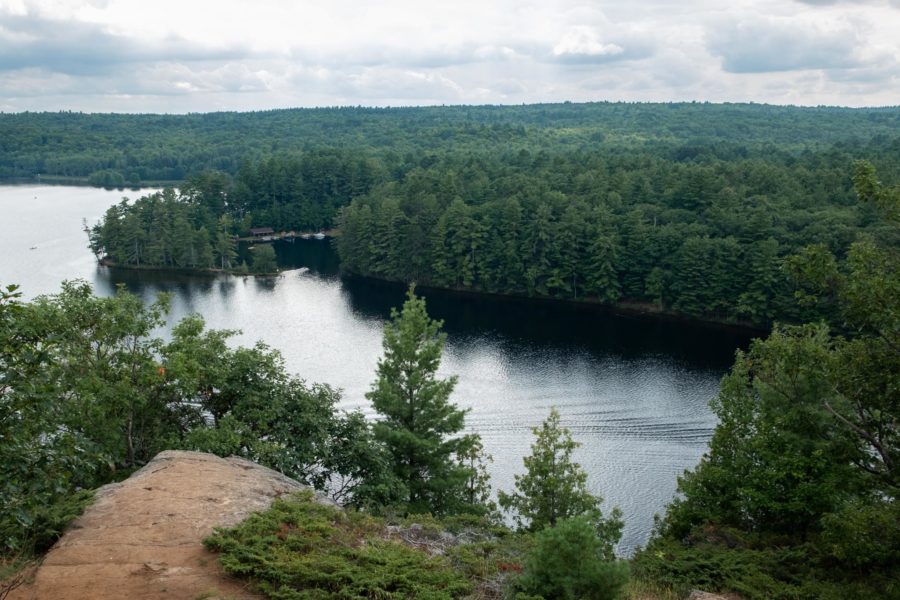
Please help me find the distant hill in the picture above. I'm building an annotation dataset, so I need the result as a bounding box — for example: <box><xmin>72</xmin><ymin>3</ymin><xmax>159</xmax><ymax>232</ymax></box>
<box><xmin>2</xmin><ymin>102</ymin><xmax>899</xmax><ymax>183</ymax></box>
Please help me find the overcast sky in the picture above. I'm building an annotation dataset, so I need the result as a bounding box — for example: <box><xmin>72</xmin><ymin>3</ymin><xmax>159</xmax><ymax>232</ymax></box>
<box><xmin>1</xmin><ymin>0</ymin><xmax>898</xmax><ymax>112</ymax></box>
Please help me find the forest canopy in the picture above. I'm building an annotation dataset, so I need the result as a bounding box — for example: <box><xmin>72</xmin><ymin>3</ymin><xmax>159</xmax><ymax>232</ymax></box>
<box><xmin>3</xmin><ymin>103</ymin><xmax>900</xmax><ymax>183</ymax></box>
<box><xmin>79</xmin><ymin>103</ymin><xmax>900</xmax><ymax>327</ymax></box>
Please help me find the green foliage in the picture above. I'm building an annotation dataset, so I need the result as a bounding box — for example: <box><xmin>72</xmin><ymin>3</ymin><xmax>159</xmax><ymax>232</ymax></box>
<box><xmin>819</xmin><ymin>498</ymin><xmax>900</xmax><ymax>569</ymax></box>
<box><xmin>71</xmin><ymin>103</ymin><xmax>900</xmax><ymax>326</ymax></box>
<box><xmin>4</xmin><ymin>103</ymin><xmax>900</xmax><ymax>184</ymax></box>
<box><xmin>89</xmin><ymin>189</ymin><xmax>221</xmax><ymax>270</ymax></box>
<box><xmin>0</xmin><ymin>280</ymin><xmax>395</xmax><ymax>554</ymax></box>
<box><xmin>456</xmin><ymin>438</ymin><xmax>497</xmax><ymax>516</ymax></box>
<box><xmin>513</xmin><ymin>516</ymin><xmax>629</xmax><ymax>600</ymax></box>
<box><xmin>87</xmin><ymin>169</ymin><xmax>125</xmax><ymax>189</ymax></box>
<box><xmin>251</xmin><ymin>244</ymin><xmax>278</xmax><ymax>274</ymax></box>
<box><xmin>205</xmin><ymin>491</ymin><xmax>472</xmax><ymax>599</ymax></box>
<box><xmin>663</xmin><ymin>324</ymin><xmax>860</xmax><ymax>538</ymax></box>
<box><xmin>0</xmin><ymin>281</ymin><xmax>171</xmax><ymax>553</ymax></box>
<box><xmin>333</xmin><ymin>145</ymin><xmax>889</xmax><ymax>327</ymax></box>
<box><xmin>367</xmin><ymin>286</ymin><xmax>486</xmax><ymax>516</ymax></box>
<box><xmin>499</xmin><ymin>408</ymin><xmax>623</xmax><ymax>548</ymax></box>
<box><xmin>644</xmin><ymin>163</ymin><xmax>900</xmax><ymax>599</ymax></box>
<box><xmin>632</xmin><ymin>537</ymin><xmax>896</xmax><ymax>600</ymax></box>
<box><xmin>166</xmin><ymin>320</ymin><xmax>396</xmax><ymax>507</ymax></box>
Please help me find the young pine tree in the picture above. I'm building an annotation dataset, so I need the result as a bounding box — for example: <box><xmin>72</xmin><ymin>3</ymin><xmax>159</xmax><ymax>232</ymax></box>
<box><xmin>367</xmin><ymin>285</ymin><xmax>485</xmax><ymax>515</ymax></box>
<box><xmin>499</xmin><ymin>408</ymin><xmax>623</xmax><ymax>545</ymax></box>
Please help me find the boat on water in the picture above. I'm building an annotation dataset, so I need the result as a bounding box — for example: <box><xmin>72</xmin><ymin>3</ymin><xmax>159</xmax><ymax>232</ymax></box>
<box><xmin>314</xmin><ymin>232</ymin><xmax>326</xmax><ymax>240</ymax></box>
<box><xmin>300</xmin><ymin>233</ymin><xmax>312</xmax><ymax>240</ymax></box>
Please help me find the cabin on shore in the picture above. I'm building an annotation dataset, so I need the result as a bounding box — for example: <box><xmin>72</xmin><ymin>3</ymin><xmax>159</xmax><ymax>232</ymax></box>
<box><xmin>249</xmin><ymin>227</ymin><xmax>275</xmax><ymax>238</ymax></box>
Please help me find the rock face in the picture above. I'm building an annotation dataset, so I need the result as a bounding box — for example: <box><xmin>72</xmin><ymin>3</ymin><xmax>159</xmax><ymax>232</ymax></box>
<box><xmin>10</xmin><ymin>450</ymin><xmax>311</xmax><ymax>600</ymax></box>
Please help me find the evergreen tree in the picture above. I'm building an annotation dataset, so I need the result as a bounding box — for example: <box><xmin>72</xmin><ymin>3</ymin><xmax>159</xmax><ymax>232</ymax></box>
<box><xmin>366</xmin><ymin>286</ymin><xmax>482</xmax><ymax>515</ymax></box>
<box><xmin>499</xmin><ymin>408</ymin><xmax>623</xmax><ymax>538</ymax></box>
<box><xmin>251</xmin><ymin>244</ymin><xmax>278</xmax><ymax>274</ymax></box>
<box><xmin>522</xmin><ymin>201</ymin><xmax>555</xmax><ymax>296</ymax></box>
<box><xmin>213</xmin><ymin>215</ymin><xmax>238</xmax><ymax>270</ymax></box>
<box><xmin>585</xmin><ymin>209</ymin><xmax>621</xmax><ymax>304</ymax></box>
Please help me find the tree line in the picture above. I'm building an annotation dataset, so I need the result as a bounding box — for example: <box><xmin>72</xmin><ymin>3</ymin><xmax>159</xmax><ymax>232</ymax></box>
<box><xmin>89</xmin><ymin>134</ymin><xmax>899</xmax><ymax>326</ymax></box>
<box><xmin>336</xmin><ymin>149</ymin><xmax>897</xmax><ymax>327</ymax></box>
<box><xmin>4</xmin><ymin>103</ymin><xmax>900</xmax><ymax>183</ymax></box>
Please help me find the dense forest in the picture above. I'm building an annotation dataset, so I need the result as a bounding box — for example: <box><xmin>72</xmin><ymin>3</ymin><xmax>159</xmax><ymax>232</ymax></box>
<box><xmin>334</xmin><ymin>150</ymin><xmax>898</xmax><ymax>327</ymax></box>
<box><xmin>3</xmin><ymin>103</ymin><xmax>900</xmax><ymax>184</ymax></box>
<box><xmin>79</xmin><ymin>103</ymin><xmax>900</xmax><ymax>327</ymax></box>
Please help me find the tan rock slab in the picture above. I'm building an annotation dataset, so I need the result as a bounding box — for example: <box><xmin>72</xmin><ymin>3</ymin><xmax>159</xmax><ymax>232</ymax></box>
<box><xmin>9</xmin><ymin>450</ymin><xmax>310</xmax><ymax>600</ymax></box>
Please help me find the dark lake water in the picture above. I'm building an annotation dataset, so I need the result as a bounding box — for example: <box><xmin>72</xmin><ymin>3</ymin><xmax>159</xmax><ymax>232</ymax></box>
<box><xmin>0</xmin><ymin>185</ymin><xmax>754</xmax><ymax>554</ymax></box>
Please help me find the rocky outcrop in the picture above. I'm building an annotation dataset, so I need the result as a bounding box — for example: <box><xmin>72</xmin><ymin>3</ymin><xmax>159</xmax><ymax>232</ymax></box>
<box><xmin>9</xmin><ymin>450</ymin><xmax>311</xmax><ymax>600</ymax></box>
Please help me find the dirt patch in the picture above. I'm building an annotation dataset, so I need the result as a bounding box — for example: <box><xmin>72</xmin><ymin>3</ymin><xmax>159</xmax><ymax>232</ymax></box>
<box><xmin>9</xmin><ymin>450</ymin><xmax>316</xmax><ymax>600</ymax></box>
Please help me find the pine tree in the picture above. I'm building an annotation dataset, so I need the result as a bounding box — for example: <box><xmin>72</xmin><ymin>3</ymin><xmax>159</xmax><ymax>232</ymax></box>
<box><xmin>367</xmin><ymin>286</ymin><xmax>482</xmax><ymax>515</ymax></box>
<box><xmin>213</xmin><ymin>215</ymin><xmax>238</xmax><ymax>270</ymax></box>
<box><xmin>251</xmin><ymin>244</ymin><xmax>278</xmax><ymax>274</ymax></box>
<box><xmin>499</xmin><ymin>408</ymin><xmax>623</xmax><ymax>538</ymax></box>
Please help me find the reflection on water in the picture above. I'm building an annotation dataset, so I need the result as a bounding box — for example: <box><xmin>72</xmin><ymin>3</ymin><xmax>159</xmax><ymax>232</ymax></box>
<box><xmin>1</xmin><ymin>185</ymin><xmax>754</xmax><ymax>554</ymax></box>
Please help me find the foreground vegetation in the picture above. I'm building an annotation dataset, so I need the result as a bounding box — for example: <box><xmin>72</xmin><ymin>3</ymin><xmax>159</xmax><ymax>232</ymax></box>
<box><xmin>206</xmin><ymin>490</ymin><xmax>631</xmax><ymax>600</ymax></box>
<box><xmin>1</xmin><ymin>280</ymin><xmax>629</xmax><ymax>597</ymax></box>
<box><xmin>6</xmin><ymin>167</ymin><xmax>899</xmax><ymax>598</ymax></box>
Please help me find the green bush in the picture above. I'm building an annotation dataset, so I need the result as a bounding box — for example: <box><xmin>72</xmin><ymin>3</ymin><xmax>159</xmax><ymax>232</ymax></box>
<box><xmin>205</xmin><ymin>491</ymin><xmax>472</xmax><ymax>599</ymax></box>
<box><xmin>87</xmin><ymin>169</ymin><xmax>125</xmax><ymax>189</ymax></box>
<box><xmin>632</xmin><ymin>536</ymin><xmax>898</xmax><ymax>600</ymax></box>
<box><xmin>820</xmin><ymin>498</ymin><xmax>900</xmax><ymax>569</ymax></box>
<box><xmin>0</xmin><ymin>488</ymin><xmax>93</xmax><ymax>555</ymax></box>
<box><xmin>512</xmin><ymin>516</ymin><xmax>629</xmax><ymax>600</ymax></box>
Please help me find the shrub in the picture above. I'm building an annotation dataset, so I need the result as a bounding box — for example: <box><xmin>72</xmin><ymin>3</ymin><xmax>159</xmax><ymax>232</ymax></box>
<box><xmin>512</xmin><ymin>516</ymin><xmax>629</xmax><ymax>600</ymax></box>
<box><xmin>631</xmin><ymin>536</ymin><xmax>897</xmax><ymax>600</ymax></box>
<box><xmin>205</xmin><ymin>491</ymin><xmax>471</xmax><ymax>599</ymax></box>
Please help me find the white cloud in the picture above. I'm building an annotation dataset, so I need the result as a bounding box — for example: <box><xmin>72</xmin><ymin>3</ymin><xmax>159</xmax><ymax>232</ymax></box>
<box><xmin>0</xmin><ymin>0</ymin><xmax>898</xmax><ymax>111</ymax></box>
<box><xmin>553</xmin><ymin>27</ymin><xmax>624</xmax><ymax>60</ymax></box>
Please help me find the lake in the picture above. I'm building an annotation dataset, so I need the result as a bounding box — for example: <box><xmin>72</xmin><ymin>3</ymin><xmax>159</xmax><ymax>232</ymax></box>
<box><xmin>0</xmin><ymin>184</ymin><xmax>753</xmax><ymax>554</ymax></box>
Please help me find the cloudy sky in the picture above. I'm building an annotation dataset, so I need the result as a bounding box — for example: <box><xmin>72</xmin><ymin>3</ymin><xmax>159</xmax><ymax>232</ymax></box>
<box><xmin>1</xmin><ymin>0</ymin><xmax>899</xmax><ymax>112</ymax></box>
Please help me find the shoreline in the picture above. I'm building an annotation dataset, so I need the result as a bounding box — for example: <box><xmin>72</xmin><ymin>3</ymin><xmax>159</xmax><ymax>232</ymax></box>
<box><xmin>341</xmin><ymin>272</ymin><xmax>770</xmax><ymax>338</ymax></box>
<box><xmin>1</xmin><ymin>177</ymin><xmax>184</xmax><ymax>189</ymax></box>
<box><xmin>98</xmin><ymin>258</ymin><xmax>768</xmax><ymax>336</ymax></box>
<box><xmin>99</xmin><ymin>258</ymin><xmax>281</xmax><ymax>278</ymax></box>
